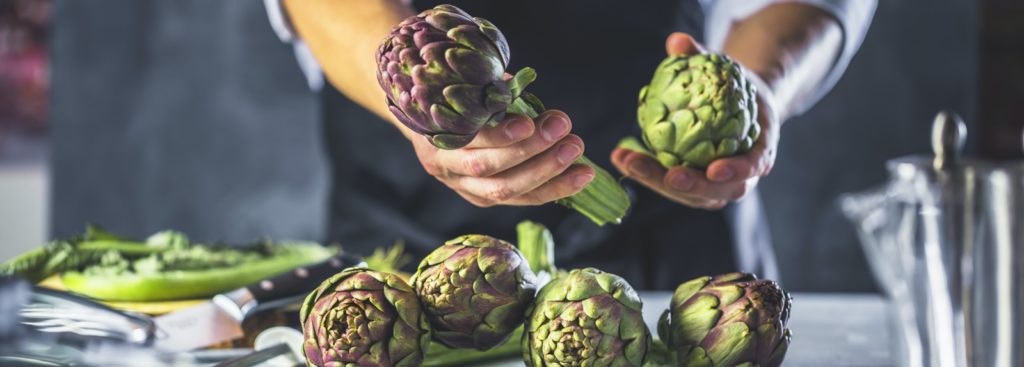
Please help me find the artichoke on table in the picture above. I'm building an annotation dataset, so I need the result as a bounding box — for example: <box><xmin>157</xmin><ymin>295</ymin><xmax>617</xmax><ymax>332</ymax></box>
<box><xmin>300</xmin><ymin>267</ymin><xmax>430</xmax><ymax>367</ymax></box>
<box><xmin>658</xmin><ymin>272</ymin><xmax>792</xmax><ymax>367</ymax></box>
<box><xmin>376</xmin><ymin>4</ymin><xmax>630</xmax><ymax>226</ymax></box>
<box><xmin>626</xmin><ymin>53</ymin><xmax>760</xmax><ymax>169</ymax></box>
<box><xmin>523</xmin><ymin>267</ymin><xmax>651</xmax><ymax>367</ymax></box>
<box><xmin>412</xmin><ymin>234</ymin><xmax>537</xmax><ymax>350</ymax></box>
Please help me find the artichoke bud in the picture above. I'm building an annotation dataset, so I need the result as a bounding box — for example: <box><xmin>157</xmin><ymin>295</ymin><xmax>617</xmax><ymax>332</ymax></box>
<box><xmin>377</xmin><ymin>5</ymin><xmax>513</xmax><ymax>149</ymax></box>
<box><xmin>661</xmin><ymin>272</ymin><xmax>792</xmax><ymax>367</ymax></box>
<box><xmin>523</xmin><ymin>268</ymin><xmax>650</xmax><ymax>367</ymax></box>
<box><xmin>300</xmin><ymin>267</ymin><xmax>430</xmax><ymax>367</ymax></box>
<box><xmin>634</xmin><ymin>53</ymin><xmax>760</xmax><ymax>169</ymax></box>
<box><xmin>412</xmin><ymin>234</ymin><xmax>538</xmax><ymax>350</ymax></box>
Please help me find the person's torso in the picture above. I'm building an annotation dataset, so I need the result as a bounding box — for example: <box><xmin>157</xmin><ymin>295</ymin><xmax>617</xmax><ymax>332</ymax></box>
<box><xmin>323</xmin><ymin>0</ymin><xmax>745</xmax><ymax>289</ymax></box>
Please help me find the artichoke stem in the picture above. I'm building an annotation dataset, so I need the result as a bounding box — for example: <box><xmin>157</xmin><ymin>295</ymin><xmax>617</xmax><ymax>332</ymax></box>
<box><xmin>507</xmin><ymin>93</ymin><xmax>631</xmax><ymax>226</ymax></box>
<box><xmin>516</xmin><ymin>220</ymin><xmax>557</xmax><ymax>277</ymax></box>
<box><xmin>557</xmin><ymin>156</ymin><xmax>631</xmax><ymax>226</ymax></box>
<box><xmin>423</xmin><ymin>326</ymin><xmax>524</xmax><ymax>366</ymax></box>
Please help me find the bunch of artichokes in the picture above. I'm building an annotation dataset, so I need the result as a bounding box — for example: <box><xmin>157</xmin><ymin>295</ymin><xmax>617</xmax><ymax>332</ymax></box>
<box><xmin>658</xmin><ymin>272</ymin><xmax>791</xmax><ymax>367</ymax></box>
<box><xmin>376</xmin><ymin>4</ymin><xmax>630</xmax><ymax>226</ymax></box>
<box><xmin>299</xmin><ymin>224</ymin><xmax>795</xmax><ymax>367</ymax></box>
<box><xmin>301</xmin><ymin>267</ymin><xmax>431</xmax><ymax>367</ymax></box>
<box><xmin>626</xmin><ymin>53</ymin><xmax>760</xmax><ymax>169</ymax></box>
<box><xmin>412</xmin><ymin>234</ymin><xmax>537</xmax><ymax>350</ymax></box>
<box><xmin>523</xmin><ymin>267</ymin><xmax>651</xmax><ymax>367</ymax></box>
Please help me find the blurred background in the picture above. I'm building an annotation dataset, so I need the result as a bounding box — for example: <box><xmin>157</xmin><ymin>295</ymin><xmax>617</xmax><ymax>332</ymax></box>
<box><xmin>0</xmin><ymin>0</ymin><xmax>1018</xmax><ymax>292</ymax></box>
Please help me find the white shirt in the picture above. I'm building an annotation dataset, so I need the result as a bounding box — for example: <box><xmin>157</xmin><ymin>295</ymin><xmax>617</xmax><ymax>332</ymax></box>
<box><xmin>264</xmin><ymin>0</ymin><xmax>876</xmax><ymax>115</ymax></box>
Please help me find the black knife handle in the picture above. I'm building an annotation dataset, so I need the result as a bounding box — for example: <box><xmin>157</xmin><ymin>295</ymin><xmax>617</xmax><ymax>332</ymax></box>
<box><xmin>245</xmin><ymin>253</ymin><xmax>361</xmax><ymax>306</ymax></box>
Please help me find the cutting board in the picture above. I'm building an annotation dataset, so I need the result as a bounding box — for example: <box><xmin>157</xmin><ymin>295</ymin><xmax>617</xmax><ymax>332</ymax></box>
<box><xmin>38</xmin><ymin>276</ymin><xmax>204</xmax><ymax>315</ymax></box>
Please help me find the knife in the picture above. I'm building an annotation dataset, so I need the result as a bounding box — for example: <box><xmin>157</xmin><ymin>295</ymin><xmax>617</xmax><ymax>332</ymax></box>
<box><xmin>153</xmin><ymin>253</ymin><xmax>363</xmax><ymax>352</ymax></box>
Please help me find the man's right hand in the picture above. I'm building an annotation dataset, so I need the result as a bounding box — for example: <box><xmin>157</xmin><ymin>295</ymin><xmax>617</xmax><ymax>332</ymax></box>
<box><xmin>410</xmin><ymin>110</ymin><xmax>595</xmax><ymax>207</ymax></box>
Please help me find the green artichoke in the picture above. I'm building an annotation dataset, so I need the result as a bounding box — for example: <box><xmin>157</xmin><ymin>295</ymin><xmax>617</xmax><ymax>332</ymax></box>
<box><xmin>301</xmin><ymin>267</ymin><xmax>430</xmax><ymax>367</ymax></box>
<box><xmin>632</xmin><ymin>53</ymin><xmax>759</xmax><ymax>169</ymax></box>
<box><xmin>658</xmin><ymin>272</ymin><xmax>792</xmax><ymax>367</ymax></box>
<box><xmin>412</xmin><ymin>234</ymin><xmax>537</xmax><ymax>350</ymax></box>
<box><xmin>376</xmin><ymin>4</ymin><xmax>630</xmax><ymax>226</ymax></box>
<box><xmin>523</xmin><ymin>268</ymin><xmax>650</xmax><ymax>366</ymax></box>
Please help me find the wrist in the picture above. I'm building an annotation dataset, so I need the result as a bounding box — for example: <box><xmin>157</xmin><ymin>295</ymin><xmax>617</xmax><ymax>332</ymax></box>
<box><xmin>741</xmin><ymin>67</ymin><xmax>783</xmax><ymax>124</ymax></box>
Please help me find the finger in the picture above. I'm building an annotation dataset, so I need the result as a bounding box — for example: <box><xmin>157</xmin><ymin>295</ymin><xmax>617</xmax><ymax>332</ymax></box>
<box><xmin>455</xmin><ymin>135</ymin><xmax>584</xmax><ymax>202</ymax></box>
<box><xmin>439</xmin><ymin>111</ymin><xmax>571</xmax><ymax>177</ymax></box>
<box><xmin>613</xmin><ymin>149</ymin><xmax>731</xmax><ymax>207</ymax></box>
<box><xmin>705</xmin><ymin>108</ymin><xmax>778</xmax><ymax>182</ymax></box>
<box><xmin>464</xmin><ymin>114</ymin><xmax>534</xmax><ymax>148</ymax></box>
<box><xmin>705</xmin><ymin>141</ymin><xmax>768</xmax><ymax>183</ymax></box>
<box><xmin>610</xmin><ymin>147</ymin><xmax>633</xmax><ymax>167</ymax></box>
<box><xmin>614</xmin><ymin>148</ymin><xmax>745</xmax><ymax>204</ymax></box>
<box><xmin>665</xmin><ymin>168</ymin><xmax>757</xmax><ymax>202</ymax></box>
<box><xmin>506</xmin><ymin>164</ymin><xmax>595</xmax><ymax>205</ymax></box>
<box><xmin>452</xmin><ymin>189</ymin><xmax>498</xmax><ymax>208</ymax></box>
<box><xmin>615</xmin><ymin>150</ymin><xmax>668</xmax><ymax>183</ymax></box>
<box><xmin>615</xmin><ymin>150</ymin><xmax>688</xmax><ymax>197</ymax></box>
<box><xmin>665</xmin><ymin>32</ymin><xmax>706</xmax><ymax>56</ymax></box>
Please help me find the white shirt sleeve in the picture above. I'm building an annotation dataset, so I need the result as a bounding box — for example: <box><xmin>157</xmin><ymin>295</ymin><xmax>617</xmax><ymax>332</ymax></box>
<box><xmin>263</xmin><ymin>0</ymin><xmax>325</xmax><ymax>91</ymax></box>
<box><xmin>704</xmin><ymin>0</ymin><xmax>877</xmax><ymax>115</ymax></box>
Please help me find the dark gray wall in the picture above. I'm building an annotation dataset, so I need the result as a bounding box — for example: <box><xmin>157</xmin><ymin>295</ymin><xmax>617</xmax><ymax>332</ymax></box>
<box><xmin>762</xmin><ymin>0</ymin><xmax>978</xmax><ymax>292</ymax></box>
<box><xmin>50</xmin><ymin>1</ymin><xmax>328</xmax><ymax>243</ymax></box>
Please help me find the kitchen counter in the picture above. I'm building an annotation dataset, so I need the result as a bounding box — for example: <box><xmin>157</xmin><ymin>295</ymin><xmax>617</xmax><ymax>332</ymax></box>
<box><xmin>483</xmin><ymin>292</ymin><xmax>894</xmax><ymax>367</ymax></box>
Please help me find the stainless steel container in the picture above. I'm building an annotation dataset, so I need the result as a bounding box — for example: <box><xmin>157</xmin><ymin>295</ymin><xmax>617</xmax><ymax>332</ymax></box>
<box><xmin>841</xmin><ymin>111</ymin><xmax>1024</xmax><ymax>367</ymax></box>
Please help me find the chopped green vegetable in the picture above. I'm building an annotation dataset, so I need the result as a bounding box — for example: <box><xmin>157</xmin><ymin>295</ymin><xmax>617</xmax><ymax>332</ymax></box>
<box><xmin>1</xmin><ymin>226</ymin><xmax>338</xmax><ymax>301</ymax></box>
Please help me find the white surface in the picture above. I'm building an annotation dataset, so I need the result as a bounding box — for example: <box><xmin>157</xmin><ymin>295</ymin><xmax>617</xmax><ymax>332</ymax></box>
<box><xmin>0</xmin><ymin>163</ymin><xmax>48</xmax><ymax>262</ymax></box>
<box><xmin>253</xmin><ymin>326</ymin><xmax>305</xmax><ymax>366</ymax></box>
<box><xmin>485</xmin><ymin>292</ymin><xmax>893</xmax><ymax>367</ymax></box>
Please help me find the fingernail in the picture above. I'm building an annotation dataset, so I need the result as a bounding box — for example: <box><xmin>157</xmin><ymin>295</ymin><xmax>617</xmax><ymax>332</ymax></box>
<box><xmin>712</xmin><ymin>167</ymin><xmax>735</xmax><ymax>182</ymax></box>
<box><xmin>503</xmin><ymin>118</ymin><xmax>531</xmax><ymax>141</ymax></box>
<box><xmin>573</xmin><ymin>173</ymin><xmax>594</xmax><ymax>188</ymax></box>
<box><xmin>669</xmin><ymin>173</ymin><xmax>693</xmax><ymax>191</ymax></box>
<box><xmin>629</xmin><ymin>161</ymin><xmax>654</xmax><ymax>178</ymax></box>
<box><xmin>539</xmin><ymin>115</ymin><xmax>569</xmax><ymax>142</ymax></box>
<box><xmin>557</xmin><ymin>143</ymin><xmax>582</xmax><ymax>164</ymax></box>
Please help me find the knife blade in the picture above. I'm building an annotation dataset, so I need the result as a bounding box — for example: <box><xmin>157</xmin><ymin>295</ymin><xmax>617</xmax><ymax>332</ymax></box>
<box><xmin>153</xmin><ymin>253</ymin><xmax>362</xmax><ymax>352</ymax></box>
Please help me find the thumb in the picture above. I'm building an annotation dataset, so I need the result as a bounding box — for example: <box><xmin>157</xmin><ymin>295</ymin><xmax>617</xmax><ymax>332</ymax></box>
<box><xmin>665</xmin><ymin>32</ymin><xmax>706</xmax><ymax>56</ymax></box>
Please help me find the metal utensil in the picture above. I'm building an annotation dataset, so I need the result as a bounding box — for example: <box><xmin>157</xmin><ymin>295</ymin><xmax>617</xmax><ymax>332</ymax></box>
<box><xmin>19</xmin><ymin>286</ymin><xmax>156</xmax><ymax>346</ymax></box>
<box><xmin>212</xmin><ymin>343</ymin><xmax>294</xmax><ymax>367</ymax></box>
<box><xmin>153</xmin><ymin>253</ymin><xmax>363</xmax><ymax>352</ymax></box>
<box><xmin>843</xmin><ymin>110</ymin><xmax>1024</xmax><ymax>367</ymax></box>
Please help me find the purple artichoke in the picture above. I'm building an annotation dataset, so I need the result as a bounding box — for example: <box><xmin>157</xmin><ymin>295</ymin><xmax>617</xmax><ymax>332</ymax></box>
<box><xmin>658</xmin><ymin>272</ymin><xmax>792</xmax><ymax>367</ymax></box>
<box><xmin>300</xmin><ymin>267</ymin><xmax>430</xmax><ymax>367</ymax></box>
<box><xmin>376</xmin><ymin>4</ymin><xmax>511</xmax><ymax>149</ymax></box>
<box><xmin>376</xmin><ymin>4</ymin><xmax>631</xmax><ymax>227</ymax></box>
<box><xmin>412</xmin><ymin>234</ymin><xmax>537</xmax><ymax>350</ymax></box>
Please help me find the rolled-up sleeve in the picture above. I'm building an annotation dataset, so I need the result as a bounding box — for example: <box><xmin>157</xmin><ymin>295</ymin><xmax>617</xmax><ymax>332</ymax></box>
<box><xmin>263</xmin><ymin>0</ymin><xmax>325</xmax><ymax>91</ymax></box>
<box><xmin>704</xmin><ymin>0</ymin><xmax>877</xmax><ymax>115</ymax></box>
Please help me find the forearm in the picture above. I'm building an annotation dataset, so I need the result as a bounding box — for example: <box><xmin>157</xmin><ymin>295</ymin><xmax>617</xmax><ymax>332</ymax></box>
<box><xmin>282</xmin><ymin>0</ymin><xmax>416</xmax><ymax>138</ymax></box>
<box><xmin>721</xmin><ymin>3</ymin><xmax>843</xmax><ymax>121</ymax></box>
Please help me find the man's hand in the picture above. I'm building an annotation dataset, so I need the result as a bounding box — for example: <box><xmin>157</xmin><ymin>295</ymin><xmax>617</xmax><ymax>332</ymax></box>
<box><xmin>611</xmin><ymin>33</ymin><xmax>781</xmax><ymax>210</ymax></box>
<box><xmin>412</xmin><ymin>110</ymin><xmax>596</xmax><ymax>207</ymax></box>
